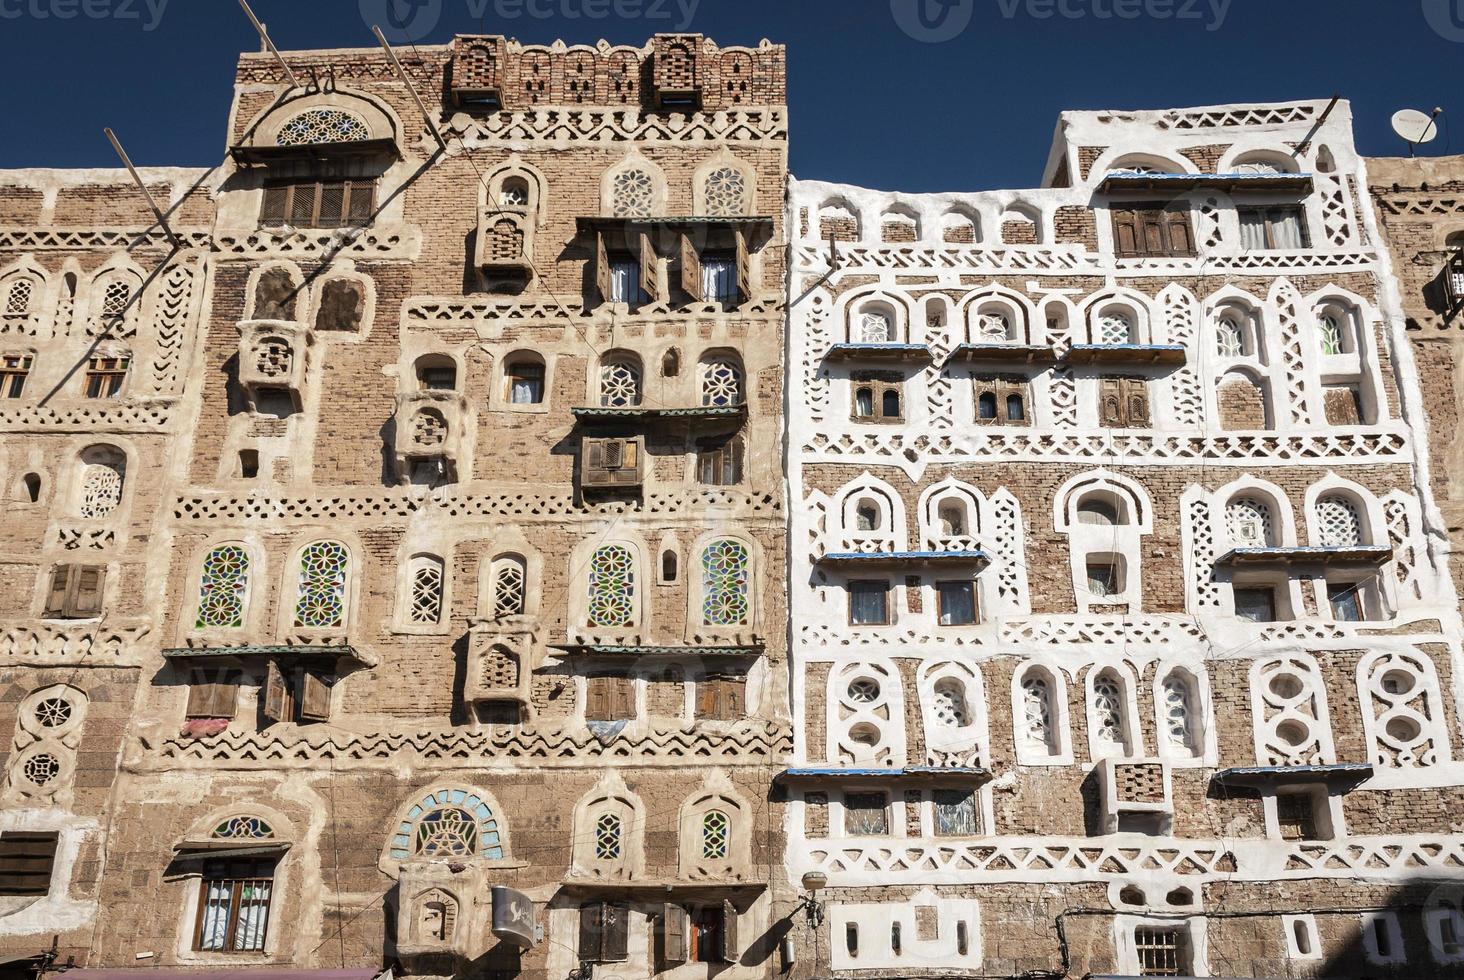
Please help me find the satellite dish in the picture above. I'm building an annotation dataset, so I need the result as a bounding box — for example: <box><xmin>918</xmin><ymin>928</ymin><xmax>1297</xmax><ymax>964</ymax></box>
<box><xmin>1392</xmin><ymin>108</ymin><xmax>1441</xmax><ymax>148</ymax></box>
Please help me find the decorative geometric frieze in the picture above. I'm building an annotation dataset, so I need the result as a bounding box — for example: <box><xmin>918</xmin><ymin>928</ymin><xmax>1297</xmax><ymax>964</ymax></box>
<box><xmin>0</xmin><ymin>621</ymin><xmax>149</xmax><ymax>667</ymax></box>
<box><xmin>0</xmin><ymin>401</ymin><xmax>176</xmax><ymax>432</ymax></box>
<box><xmin>442</xmin><ymin>107</ymin><xmax>789</xmax><ymax>146</ymax></box>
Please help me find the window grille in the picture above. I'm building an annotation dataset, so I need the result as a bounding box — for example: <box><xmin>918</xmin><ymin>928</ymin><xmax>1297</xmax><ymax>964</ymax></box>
<box><xmin>701</xmin><ymin>540</ymin><xmax>750</xmax><ymax>626</ymax></box>
<box><xmin>195</xmin><ymin>859</ymin><xmax>275</xmax><ymax>953</ymax></box>
<box><xmin>611</xmin><ymin>169</ymin><xmax>654</xmax><ymax>218</ymax></box>
<box><xmin>196</xmin><ymin>545</ymin><xmax>250</xmax><ymax>629</ymax></box>
<box><xmin>587</xmin><ymin>546</ymin><xmax>635</xmax><ymax>627</ymax></box>
<box><xmin>703</xmin><ymin>167</ymin><xmax>746</xmax><ymax>216</ymax></box>
<box><xmin>702</xmin><ymin>810</ymin><xmax>729</xmax><ymax>858</ymax></box>
<box><xmin>594</xmin><ymin>813</ymin><xmax>622</xmax><ymax>859</ymax></box>
<box><xmin>1134</xmin><ymin>926</ymin><xmax>1186</xmax><ymax>976</ymax></box>
<box><xmin>4</xmin><ymin>279</ymin><xmax>33</xmax><ymax>316</ymax></box>
<box><xmin>599</xmin><ymin>359</ymin><xmax>642</xmax><ymax>407</ymax></box>
<box><xmin>409</xmin><ymin>558</ymin><xmax>445</xmax><ymax>625</ymax></box>
<box><xmin>493</xmin><ymin>558</ymin><xmax>526</xmax><ymax>618</ymax></box>
<box><xmin>700</xmin><ymin>358</ymin><xmax>743</xmax><ymax>407</ymax></box>
<box><xmin>293</xmin><ymin>541</ymin><xmax>349</xmax><ymax>628</ymax></box>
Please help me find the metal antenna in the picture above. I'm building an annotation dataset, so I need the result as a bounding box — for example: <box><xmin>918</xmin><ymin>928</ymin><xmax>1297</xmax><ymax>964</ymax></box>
<box><xmin>103</xmin><ymin>128</ymin><xmax>180</xmax><ymax>249</ymax></box>
<box><xmin>372</xmin><ymin>25</ymin><xmax>451</xmax><ymax>155</ymax></box>
<box><xmin>237</xmin><ymin>0</ymin><xmax>302</xmax><ymax>89</ymax></box>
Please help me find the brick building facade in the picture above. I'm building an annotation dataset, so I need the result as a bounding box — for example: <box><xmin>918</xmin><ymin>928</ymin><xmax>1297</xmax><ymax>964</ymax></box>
<box><xmin>3</xmin><ymin>27</ymin><xmax>1464</xmax><ymax>980</ymax></box>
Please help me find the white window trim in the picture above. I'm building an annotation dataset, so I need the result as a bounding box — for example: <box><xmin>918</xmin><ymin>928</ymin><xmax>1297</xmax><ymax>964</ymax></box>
<box><xmin>1361</xmin><ymin>911</ymin><xmax>1405</xmax><ymax>965</ymax></box>
<box><xmin>1283</xmin><ymin>913</ymin><xmax>1322</xmax><ymax>960</ymax></box>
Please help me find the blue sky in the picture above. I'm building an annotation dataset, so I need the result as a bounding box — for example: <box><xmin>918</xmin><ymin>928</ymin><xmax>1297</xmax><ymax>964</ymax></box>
<box><xmin>0</xmin><ymin>0</ymin><xmax>1457</xmax><ymax>191</ymax></box>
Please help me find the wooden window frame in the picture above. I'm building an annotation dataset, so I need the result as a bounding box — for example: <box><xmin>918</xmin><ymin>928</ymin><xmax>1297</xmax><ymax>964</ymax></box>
<box><xmin>843</xmin><ymin>791</ymin><xmax>890</xmax><ymax>836</ymax></box>
<box><xmin>191</xmin><ymin>857</ymin><xmax>277</xmax><ymax>953</ymax></box>
<box><xmin>694</xmin><ymin>673</ymin><xmax>747</xmax><ymax>721</ymax></box>
<box><xmin>186</xmin><ymin>667</ymin><xmax>241</xmax><ymax>720</ymax></box>
<box><xmin>578</xmin><ymin>900</ymin><xmax>631</xmax><ymax>963</ymax></box>
<box><xmin>259</xmin><ymin>177</ymin><xmax>377</xmax><ymax>230</ymax></box>
<box><xmin>504</xmin><ymin>359</ymin><xmax>546</xmax><ymax>405</ymax></box>
<box><xmin>974</xmin><ymin>374</ymin><xmax>1031</xmax><ymax>426</ymax></box>
<box><xmin>935</xmin><ymin>580</ymin><xmax>979</xmax><ymax>627</ymax></box>
<box><xmin>848</xmin><ymin>579</ymin><xmax>891</xmax><ymax>626</ymax></box>
<box><xmin>0</xmin><ymin>353</ymin><xmax>32</xmax><ymax>398</ymax></box>
<box><xmin>585</xmin><ymin>674</ymin><xmax>635</xmax><ymax>723</ymax></box>
<box><xmin>851</xmin><ymin>371</ymin><xmax>904</xmax><ymax>424</ymax></box>
<box><xmin>42</xmin><ymin>564</ymin><xmax>106</xmax><ymax>620</ymax></box>
<box><xmin>1237</xmin><ymin>204</ymin><xmax>1311</xmax><ymax>250</ymax></box>
<box><xmin>261</xmin><ymin>660</ymin><xmax>334</xmax><ymax>726</ymax></box>
<box><xmin>696</xmin><ymin>432</ymin><xmax>745</xmax><ymax>486</ymax></box>
<box><xmin>1098</xmin><ymin>376</ymin><xmax>1151</xmax><ymax>428</ymax></box>
<box><xmin>1111</xmin><ymin>203</ymin><xmax>1196</xmax><ymax>258</ymax></box>
<box><xmin>83</xmin><ymin>356</ymin><xmax>129</xmax><ymax>399</ymax></box>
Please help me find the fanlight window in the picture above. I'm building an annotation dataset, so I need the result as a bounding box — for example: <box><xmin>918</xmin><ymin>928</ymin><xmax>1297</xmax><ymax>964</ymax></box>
<box><xmin>587</xmin><ymin>545</ymin><xmax>636</xmax><ymax>628</ymax></box>
<box><xmin>975</xmin><ymin>310</ymin><xmax>1014</xmax><ymax>342</ymax></box>
<box><xmin>701</xmin><ymin>539</ymin><xmax>751</xmax><ymax>627</ymax></box>
<box><xmin>293</xmin><ymin>541</ymin><xmax>349</xmax><ymax>628</ymax></box>
<box><xmin>856</xmin><ymin>307</ymin><xmax>895</xmax><ymax>343</ymax></box>
<box><xmin>499</xmin><ymin>177</ymin><xmax>530</xmax><ymax>207</ymax></box>
<box><xmin>1234</xmin><ymin>160</ymin><xmax>1285</xmax><ymax>175</ymax></box>
<box><xmin>938</xmin><ymin>500</ymin><xmax>967</xmax><ymax>537</ymax></box>
<box><xmin>1226</xmin><ymin>497</ymin><xmax>1274</xmax><ymax>548</ymax></box>
<box><xmin>100</xmin><ymin>279</ymin><xmax>132</xmax><ymax>319</ymax></box>
<box><xmin>1097</xmin><ymin>311</ymin><xmax>1134</xmax><ymax>345</ymax></box>
<box><xmin>79</xmin><ymin>456</ymin><xmax>125</xmax><ymax>519</ymax></box>
<box><xmin>700</xmin><ymin>358</ymin><xmax>743</xmax><ymax>407</ymax></box>
<box><xmin>932</xmin><ymin>681</ymin><xmax>969</xmax><ymax>727</ymax></box>
<box><xmin>213</xmin><ymin>816</ymin><xmax>274</xmax><ymax>839</ymax></box>
<box><xmin>196</xmin><ymin>545</ymin><xmax>250</xmax><ymax>629</ymax></box>
<box><xmin>276</xmin><ymin>108</ymin><xmax>371</xmax><ymax>146</ymax></box>
<box><xmin>5</xmin><ymin>278</ymin><xmax>34</xmax><ymax>316</ymax></box>
<box><xmin>594</xmin><ymin>813</ymin><xmax>622</xmax><ymax>859</ymax></box>
<box><xmin>1317</xmin><ymin>312</ymin><xmax>1348</xmax><ymax>356</ymax></box>
<box><xmin>703</xmin><ymin>167</ymin><xmax>747</xmax><ymax>217</ymax></box>
<box><xmin>1162</xmin><ymin>674</ymin><xmax>1199</xmax><ymax>754</ymax></box>
<box><xmin>611</xmin><ymin>169</ymin><xmax>654</xmax><ymax>218</ymax></box>
<box><xmin>599</xmin><ymin>359</ymin><xmax>642</xmax><ymax>408</ymax></box>
<box><xmin>702</xmin><ymin>810</ymin><xmax>730</xmax><ymax>859</ymax></box>
<box><xmin>492</xmin><ymin>557</ymin><xmax>526</xmax><ymax>618</ymax></box>
<box><xmin>389</xmin><ymin>789</ymin><xmax>503</xmax><ymax>861</ymax></box>
<box><xmin>1216</xmin><ymin>316</ymin><xmax>1246</xmax><ymax>357</ymax></box>
<box><xmin>1315</xmin><ymin>495</ymin><xmax>1363</xmax><ymax>548</ymax></box>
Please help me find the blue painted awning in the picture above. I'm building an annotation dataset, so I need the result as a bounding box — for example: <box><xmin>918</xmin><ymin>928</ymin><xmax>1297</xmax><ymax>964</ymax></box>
<box><xmin>817</xmin><ymin>550</ymin><xmax>991</xmax><ymax>569</ymax></box>
<box><xmin>1098</xmin><ymin>170</ymin><xmax>1314</xmax><ymax>193</ymax></box>
<box><xmin>778</xmin><ymin>766</ymin><xmax>993</xmax><ymax>783</ymax></box>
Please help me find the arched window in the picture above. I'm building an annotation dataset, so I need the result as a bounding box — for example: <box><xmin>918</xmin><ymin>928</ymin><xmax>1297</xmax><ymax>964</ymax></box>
<box><xmin>4</xmin><ymin>277</ymin><xmax>34</xmax><ymax>316</ymax></box>
<box><xmin>1226</xmin><ymin>497</ymin><xmax>1275</xmax><ymax>548</ymax></box>
<box><xmin>1316</xmin><ymin>306</ymin><xmax>1358</xmax><ymax>356</ymax></box>
<box><xmin>1161</xmin><ymin>672</ymin><xmax>1200</xmax><ymax>756</ymax></box>
<box><xmin>700</xmin><ymin>357</ymin><xmax>743</xmax><ymax>407</ymax></box>
<box><xmin>408</xmin><ymin>555</ymin><xmax>446</xmax><ymax>626</ymax></box>
<box><xmin>293</xmin><ymin>541</ymin><xmax>349</xmax><ymax>628</ymax></box>
<box><xmin>1097</xmin><ymin>310</ymin><xmax>1134</xmax><ymax>345</ymax></box>
<box><xmin>492</xmin><ymin>556</ymin><xmax>526</xmax><ymax>618</ymax></box>
<box><xmin>500</xmin><ymin>177</ymin><xmax>530</xmax><ymax>208</ymax></box>
<box><xmin>78</xmin><ymin>448</ymin><xmax>125</xmax><ymax>519</ymax></box>
<box><xmin>1315</xmin><ymin>495</ymin><xmax>1363</xmax><ymax>547</ymax></box>
<box><xmin>703</xmin><ymin>167</ymin><xmax>747</xmax><ymax>217</ymax></box>
<box><xmin>212</xmin><ymin>815</ymin><xmax>275</xmax><ymax>840</ymax></box>
<box><xmin>1077</xmin><ymin>496</ymin><xmax>1122</xmax><ymax>526</ymax></box>
<box><xmin>99</xmin><ymin>278</ymin><xmax>133</xmax><ymax>320</ymax></box>
<box><xmin>661</xmin><ymin>549</ymin><xmax>679</xmax><ymax>583</ymax></box>
<box><xmin>595</xmin><ymin>812</ymin><xmax>622</xmax><ymax>859</ymax></box>
<box><xmin>702</xmin><ymin>810</ymin><xmax>729</xmax><ymax>859</ymax></box>
<box><xmin>599</xmin><ymin>357</ymin><xmax>642</xmax><ymax>408</ymax></box>
<box><xmin>938</xmin><ymin>500</ymin><xmax>967</xmax><ymax>537</ymax></box>
<box><xmin>975</xmin><ymin>309</ymin><xmax>1015</xmax><ymax>342</ymax></box>
<box><xmin>1091</xmin><ymin>670</ymin><xmax>1130</xmax><ymax>755</ymax></box>
<box><xmin>611</xmin><ymin>169</ymin><xmax>654</xmax><ymax>218</ymax></box>
<box><xmin>196</xmin><ymin>544</ymin><xmax>250</xmax><ymax>629</ymax></box>
<box><xmin>931</xmin><ymin>680</ymin><xmax>969</xmax><ymax>727</ymax></box>
<box><xmin>504</xmin><ymin>353</ymin><xmax>546</xmax><ymax>405</ymax></box>
<box><xmin>977</xmin><ymin>391</ymin><xmax>997</xmax><ymax>420</ymax></box>
<box><xmin>1021</xmin><ymin>670</ymin><xmax>1058</xmax><ymax>755</ymax></box>
<box><xmin>389</xmin><ymin>789</ymin><xmax>504</xmax><ymax>862</ymax></box>
<box><xmin>855</xmin><ymin>500</ymin><xmax>880</xmax><ymax>532</ymax></box>
<box><xmin>1216</xmin><ymin>315</ymin><xmax>1246</xmax><ymax>357</ymax></box>
<box><xmin>701</xmin><ymin>539</ymin><xmax>750</xmax><ymax>626</ymax></box>
<box><xmin>276</xmin><ymin>107</ymin><xmax>371</xmax><ymax>146</ymax></box>
<box><xmin>587</xmin><ymin>545</ymin><xmax>636</xmax><ymax>628</ymax></box>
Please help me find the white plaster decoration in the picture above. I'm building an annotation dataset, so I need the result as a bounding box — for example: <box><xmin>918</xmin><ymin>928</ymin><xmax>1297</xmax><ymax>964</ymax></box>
<box><xmin>1250</xmin><ymin>656</ymin><xmax>1335</xmax><ymax>766</ymax></box>
<box><xmin>828</xmin><ymin>890</ymin><xmax>981</xmax><ymax>971</ymax></box>
<box><xmin>918</xmin><ymin>661</ymin><xmax>988</xmax><ymax>769</ymax></box>
<box><xmin>1012</xmin><ymin>663</ymin><xmax>1072</xmax><ymax>765</ymax></box>
<box><xmin>1085</xmin><ymin>666</ymin><xmax>1140</xmax><ymax>760</ymax></box>
<box><xmin>1271</xmin><ymin>279</ymin><xmax>1314</xmax><ymax>426</ymax></box>
<box><xmin>1358</xmin><ymin>650</ymin><xmax>1451</xmax><ymax>769</ymax></box>
<box><xmin>1160</xmin><ymin>284</ymin><xmax>1203</xmax><ymax>427</ymax></box>
<box><xmin>828</xmin><ymin>662</ymin><xmax>907</xmax><ymax>767</ymax></box>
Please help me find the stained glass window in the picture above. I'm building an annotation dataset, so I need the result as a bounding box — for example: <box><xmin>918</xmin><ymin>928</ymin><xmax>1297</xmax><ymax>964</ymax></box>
<box><xmin>196</xmin><ymin>545</ymin><xmax>250</xmax><ymax>629</ymax></box>
<box><xmin>700</xmin><ymin>359</ymin><xmax>743</xmax><ymax>407</ymax></box>
<box><xmin>293</xmin><ymin>541</ymin><xmax>349</xmax><ymax>628</ymax></box>
<box><xmin>1318</xmin><ymin>313</ymin><xmax>1346</xmax><ymax>356</ymax></box>
<box><xmin>702</xmin><ymin>810</ymin><xmax>729</xmax><ymax>859</ymax></box>
<box><xmin>588</xmin><ymin>545</ymin><xmax>635</xmax><ymax>628</ymax></box>
<box><xmin>213</xmin><ymin>816</ymin><xmax>274</xmax><ymax>839</ymax></box>
<box><xmin>276</xmin><ymin>108</ymin><xmax>371</xmax><ymax>146</ymax></box>
<box><xmin>415</xmin><ymin>808</ymin><xmax>478</xmax><ymax>856</ymax></box>
<box><xmin>701</xmin><ymin>539</ymin><xmax>750</xmax><ymax>626</ymax></box>
<box><xmin>388</xmin><ymin>789</ymin><xmax>503</xmax><ymax>862</ymax></box>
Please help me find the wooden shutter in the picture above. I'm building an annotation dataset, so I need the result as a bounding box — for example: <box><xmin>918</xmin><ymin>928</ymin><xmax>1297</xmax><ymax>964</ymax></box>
<box><xmin>72</xmin><ymin>566</ymin><xmax>105</xmax><ymax>618</ymax></box>
<box><xmin>603</xmin><ymin>439</ymin><xmax>624</xmax><ymax>469</ymax></box>
<box><xmin>1137</xmin><ymin>209</ymin><xmax>1166</xmax><ymax>257</ymax></box>
<box><xmin>187</xmin><ymin>668</ymin><xmax>238</xmax><ymax>719</ymax></box>
<box><xmin>1165</xmin><ymin>208</ymin><xmax>1195</xmax><ymax>256</ymax></box>
<box><xmin>638</xmin><ymin>231</ymin><xmax>658</xmax><ymax>303</ymax></box>
<box><xmin>260</xmin><ymin>184</ymin><xmax>289</xmax><ymax>227</ymax></box>
<box><xmin>595</xmin><ymin>230</ymin><xmax>612</xmax><ymax>305</ymax></box>
<box><xmin>1124</xmin><ymin>378</ymin><xmax>1151</xmax><ymax>426</ymax></box>
<box><xmin>1099</xmin><ymin>378</ymin><xmax>1124</xmax><ymax>428</ymax></box>
<box><xmin>318</xmin><ymin>182</ymin><xmax>346</xmax><ymax>227</ymax></box>
<box><xmin>661</xmin><ymin>904</ymin><xmax>689</xmax><ymax>965</ymax></box>
<box><xmin>586</xmin><ymin>676</ymin><xmax>610</xmax><ymax>721</ymax></box>
<box><xmin>608</xmin><ymin>676</ymin><xmax>634</xmax><ymax>719</ymax></box>
<box><xmin>620</xmin><ymin>439</ymin><xmax>640</xmax><ymax>482</ymax></box>
<box><xmin>579</xmin><ymin>902</ymin><xmax>603</xmax><ymax>960</ymax></box>
<box><xmin>0</xmin><ymin>832</ymin><xmax>59</xmax><ymax>897</ymax></box>
<box><xmin>680</xmin><ymin>233</ymin><xmax>702</xmax><ymax>301</ymax></box>
<box><xmin>602</xmin><ymin>902</ymin><xmax>629</xmax><ymax>962</ymax></box>
<box><xmin>734</xmin><ymin>227</ymin><xmax>752</xmax><ymax>303</ymax></box>
<box><xmin>42</xmin><ymin>565</ymin><xmax>70</xmax><ymax>618</ymax></box>
<box><xmin>290</xmin><ymin>182</ymin><xmax>317</xmax><ymax>226</ymax></box>
<box><xmin>696</xmin><ymin>678</ymin><xmax>720</xmax><ymax>719</ymax></box>
<box><xmin>299</xmin><ymin>671</ymin><xmax>332</xmax><ymax>723</ymax></box>
<box><xmin>346</xmin><ymin>180</ymin><xmax>376</xmax><ymax>225</ymax></box>
<box><xmin>263</xmin><ymin>660</ymin><xmax>289</xmax><ymax>723</ymax></box>
<box><xmin>1111</xmin><ymin>207</ymin><xmax>1139</xmax><ymax>258</ymax></box>
<box><xmin>720</xmin><ymin>899</ymin><xmax>740</xmax><ymax>963</ymax></box>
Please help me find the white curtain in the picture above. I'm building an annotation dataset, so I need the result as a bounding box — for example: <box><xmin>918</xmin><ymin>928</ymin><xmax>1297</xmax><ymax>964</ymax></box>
<box><xmin>1271</xmin><ymin>210</ymin><xmax>1305</xmax><ymax>249</ymax></box>
<box><xmin>1239</xmin><ymin>214</ymin><xmax>1268</xmax><ymax>251</ymax></box>
<box><xmin>610</xmin><ymin>261</ymin><xmax>639</xmax><ymax>303</ymax></box>
<box><xmin>701</xmin><ymin>259</ymin><xmax>736</xmax><ymax>305</ymax></box>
